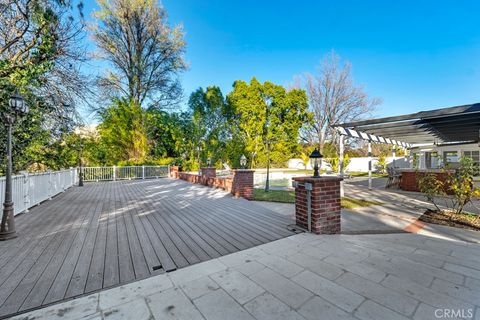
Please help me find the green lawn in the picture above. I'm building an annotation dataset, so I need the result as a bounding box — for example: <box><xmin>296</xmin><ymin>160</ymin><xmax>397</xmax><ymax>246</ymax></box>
<box><xmin>253</xmin><ymin>189</ymin><xmax>296</xmax><ymax>203</ymax></box>
<box><xmin>252</xmin><ymin>189</ymin><xmax>383</xmax><ymax>209</ymax></box>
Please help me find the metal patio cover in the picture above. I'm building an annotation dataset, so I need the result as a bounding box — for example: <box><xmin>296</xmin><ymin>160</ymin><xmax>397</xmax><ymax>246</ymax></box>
<box><xmin>336</xmin><ymin>103</ymin><xmax>480</xmax><ymax>146</ymax></box>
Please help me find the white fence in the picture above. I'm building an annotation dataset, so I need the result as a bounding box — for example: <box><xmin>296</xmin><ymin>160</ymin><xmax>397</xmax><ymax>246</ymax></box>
<box><xmin>0</xmin><ymin>168</ymin><xmax>78</xmax><ymax>216</ymax></box>
<box><xmin>345</xmin><ymin>157</ymin><xmax>411</xmax><ymax>172</ymax></box>
<box><xmin>82</xmin><ymin>165</ymin><xmax>169</xmax><ymax>182</ymax></box>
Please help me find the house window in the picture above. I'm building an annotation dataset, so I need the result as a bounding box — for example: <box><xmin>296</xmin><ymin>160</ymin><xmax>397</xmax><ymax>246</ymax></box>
<box><xmin>463</xmin><ymin>150</ymin><xmax>479</xmax><ymax>166</ymax></box>
<box><xmin>425</xmin><ymin>152</ymin><xmax>439</xmax><ymax>169</ymax></box>
<box><xmin>443</xmin><ymin>151</ymin><xmax>459</xmax><ymax>166</ymax></box>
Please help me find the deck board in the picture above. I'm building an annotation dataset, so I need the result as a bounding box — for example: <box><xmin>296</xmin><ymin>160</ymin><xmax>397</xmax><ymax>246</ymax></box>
<box><xmin>0</xmin><ymin>178</ymin><xmax>295</xmax><ymax>319</ymax></box>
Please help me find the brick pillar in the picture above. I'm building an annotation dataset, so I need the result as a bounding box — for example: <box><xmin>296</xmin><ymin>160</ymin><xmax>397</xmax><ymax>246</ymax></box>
<box><xmin>201</xmin><ymin>167</ymin><xmax>216</xmax><ymax>178</ymax></box>
<box><xmin>231</xmin><ymin>169</ymin><xmax>254</xmax><ymax>200</ymax></box>
<box><xmin>292</xmin><ymin>176</ymin><xmax>343</xmax><ymax>234</ymax></box>
<box><xmin>170</xmin><ymin>166</ymin><xmax>180</xmax><ymax>179</ymax></box>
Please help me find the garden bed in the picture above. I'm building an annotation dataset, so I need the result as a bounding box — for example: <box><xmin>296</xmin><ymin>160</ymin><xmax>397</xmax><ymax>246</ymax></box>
<box><xmin>419</xmin><ymin>210</ymin><xmax>480</xmax><ymax>231</ymax></box>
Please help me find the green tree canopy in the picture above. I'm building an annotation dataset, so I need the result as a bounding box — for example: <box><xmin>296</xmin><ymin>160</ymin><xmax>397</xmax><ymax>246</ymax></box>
<box><xmin>97</xmin><ymin>98</ymin><xmax>147</xmax><ymax>164</ymax></box>
<box><xmin>0</xmin><ymin>0</ymin><xmax>89</xmax><ymax>174</ymax></box>
<box><xmin>188</xmin><ymin>86</ymin><xmax>230</xmax><ymax>167</ymax></box>
<box><xmin>227</xmin><ymin>78</ymin><xmax>311</xmax><ymax>168</ymax></box>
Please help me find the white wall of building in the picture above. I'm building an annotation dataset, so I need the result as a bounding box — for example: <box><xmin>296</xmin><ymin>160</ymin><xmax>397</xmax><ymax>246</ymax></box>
<box><xmin>412</xmin><ymin>143</ymin><xmax>479</xmax><ymax>169</ymax></box>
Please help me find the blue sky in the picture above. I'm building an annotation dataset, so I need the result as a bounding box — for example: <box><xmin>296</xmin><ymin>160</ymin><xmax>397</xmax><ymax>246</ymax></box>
<box><xmin>82</xmin><ymin>0</ymin><xmax>480</xmax><ymax>121</ymax></box>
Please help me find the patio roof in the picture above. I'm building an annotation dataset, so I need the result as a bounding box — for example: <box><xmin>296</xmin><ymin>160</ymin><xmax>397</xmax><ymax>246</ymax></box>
<box><xmin>335</xmin><ymin>103</ymin><xmax>480</xmax><ymax>147</ymax></box>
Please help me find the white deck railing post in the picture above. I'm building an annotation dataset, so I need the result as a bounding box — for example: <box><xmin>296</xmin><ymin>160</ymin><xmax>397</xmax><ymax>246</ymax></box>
<box><xmin>70</xmin><ymin>167</ymin><xmax>74</xmax><ymax>186</ymax></box>
<box><xmin>368</xmin><ymin>142</ymin><xmax>372</xmax><ymax>191</ymax></box>
<box><xmin>48</xmin><ymin>170</ymin><xmax>53</xmax><ymax>200</ymax></box>
<box><xmin>0</xmin><ymin>168</ymin><xmax>80</xmax><ymax>216</ymax></box>
<box><xmin>22</xmin><ymin>171</ymin><xmax>30</xmax><ymax>213</ymax></box>
<box><xmin>339</xmin><ymin>135</ymin><xmax>345</xmax><ymax>198</ymax></box>
<box><xmin>77</xmin><ymin>165</ymin><xmax>169</xmax><ymax>182</ymax></box>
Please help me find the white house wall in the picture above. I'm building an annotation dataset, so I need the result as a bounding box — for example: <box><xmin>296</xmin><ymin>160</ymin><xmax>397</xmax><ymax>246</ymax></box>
<box><xmin>412</xmin><ymin>143</ymin><xmax>479</xmax><ymax>169</ymax></box>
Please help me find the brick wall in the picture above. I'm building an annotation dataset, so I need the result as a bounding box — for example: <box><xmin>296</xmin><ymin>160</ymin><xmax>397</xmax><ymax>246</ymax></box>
<box><xmin>176</xmin><ymin>170</ymin><xmax>252</xmax><ymax>200</ymax></box>
<box><xmin>170</xmin><ymin>166</ymin><xmax>180</xmax><ymax>179</ymax></box>
<box><xmin>178</xmin><ymin>172</ymin><xmax>232</xmax><ymax>192</ymax></box>
<box><xmin>201</xmin><ymin>167</ymin><xmax>216</xmax><ymax>178</ymax></box>
<box><xmin>293</xmin><ymin>176</ymin><xmax>342</xmax><ymax>234</ymax></box>
<box><xmin>401</xmin><ymin>170</ymin><xmax>453</xmax><ymax>193</ymax></box>
<box><xmin>231</xmin><ymin>170</ymin><xmax>254</xmax><ymax>200</ymax></box>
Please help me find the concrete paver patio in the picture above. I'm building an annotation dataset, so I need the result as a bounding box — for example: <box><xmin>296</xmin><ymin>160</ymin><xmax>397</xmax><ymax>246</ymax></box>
<box><xmin>255</xmin><ymin>181</ymin><xmax>480</xmax><ymax>243</ymax></box>
<box><xmin>13</xmin><ymin>232</ymin><xmax>480</xmax><ymax>320</ymax></box>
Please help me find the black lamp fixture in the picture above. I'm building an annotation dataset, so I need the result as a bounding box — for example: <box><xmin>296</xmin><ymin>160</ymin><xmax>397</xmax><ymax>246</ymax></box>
<box><xmin>1</xmin><ymin>92</ymin><xmax>28</xmax><ymax>241</ymax></box>
<box><xmin>9</xmin><ymin>92</ymin><xmax>29</xmax><ymax>115</ymax></box>
<box><xmin>240</xmin><ymin>154</ymin><xmax>247</xmax><ymax>169</ymax></box>
<box><xmin>309</xmin><ymin>149</ymin><xmax>323</xmax><ymax>178</ymax></box>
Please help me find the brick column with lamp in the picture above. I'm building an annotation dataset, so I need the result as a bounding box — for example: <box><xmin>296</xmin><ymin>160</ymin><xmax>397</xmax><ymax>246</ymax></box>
<box><xmin>231</xmin><ymin>169</ymin><xmax>254</xmax><ymax>200</ymax></box>
<box><xmin>201</xmin><ymin>167</ymin><xmax>216</xmax><ymax>178</ymax></box>
<box><xmin>200</xmin><ymin>167</ymin><xmax>216</xmax><ymax>185</ymax></box>
<box><xmin>231</xmin><ymin>154</ymin><xmax>254</xmax><ymax>200</ymax></box>
<box><xmin>170</xmin><ymin>165</ymin><xmax>181</xmax><ymax>179</ymax></box>
<box><xmin>292</xmin><ymin>149</ymin><xmax>343</xmax><ymax>234</ymax></box>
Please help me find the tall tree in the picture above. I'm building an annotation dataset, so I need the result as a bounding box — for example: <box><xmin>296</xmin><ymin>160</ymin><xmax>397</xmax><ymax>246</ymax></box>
<box><xmin>92</xmin><ymin>0</ymin><xmax>187</xmax><ymax>109</ymax></box>
<box><xmin>300</xmin><ymin>51</ymin><xmax>381</xmax><ymax>150</ymax></box>
<box><xmin>98</xmin><ymin>98</ymin><xmax>147</xmax><ymax>163</ymax></box>
<box><xmin>145</xmin><ymin>109</ymin><xmax>191</xmax><ymax>159</ymax></box>
<box><xmin>188</xmin><ymin>86</ymin><xmax>230</xmax><ymax>166</ymax></box>
<box><xmin>227</xmin><ymin>78</ymin><xmax>310</xmax><ymax>168</ymax></box>
<box><xmin>0</xmin><ymin>0</ymin><xmax>89</xmax><ymax>173</ymax></box>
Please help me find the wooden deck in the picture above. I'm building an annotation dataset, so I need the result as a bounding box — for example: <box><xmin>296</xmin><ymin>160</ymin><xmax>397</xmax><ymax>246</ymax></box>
<box><xmin>0</xmin><ymin>179</ymin><xmax>295</xmax><ymax>318</ymax></box>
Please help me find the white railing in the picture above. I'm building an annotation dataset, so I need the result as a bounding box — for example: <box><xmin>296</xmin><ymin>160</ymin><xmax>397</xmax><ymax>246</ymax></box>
<box><xmin>0</xmin><ymin>168</ymin><xmax>78</xmax><ymax>216</ymax></box>
<box><xmin>82</xmin><ymin>165</ymin><xmax>170</xmax><ymax>182</ymax></box>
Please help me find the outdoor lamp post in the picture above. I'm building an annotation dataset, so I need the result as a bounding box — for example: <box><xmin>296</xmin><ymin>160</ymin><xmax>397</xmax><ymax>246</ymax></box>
<box><xmin>196</xmin><ymin>145</ymin><xmax>202</xmax><ymax>175</ymax></box>
<box><xmin>240</xmin><ymin>154</ymin><xmax>247</xmax><ymax>169</ymax></box>
<box><xmin>78</xmin><ymin>142</ymin><xmax>84</xmax><ymax>187</ymax></box>
<box><xmin>0</xmin><ymin>92</ymin><xmax>29</xmax><ymax>241</ymax></box>
<box><xmin>263</xmin><ymin>137</ymin><xmax>272</xmax><ymax>192</ymax></box>
<box><xmin>309</xmin><ymin>149</ymin><xmax>323</xmax><ymax>178</ymax></box>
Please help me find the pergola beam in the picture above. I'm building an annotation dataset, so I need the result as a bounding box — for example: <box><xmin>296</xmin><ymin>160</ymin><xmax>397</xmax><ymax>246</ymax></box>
<box><xmin>335</xmin><ymin>126</ymin><xmax>412</xmax><ymax>148</ymax></box>
<box><xmin>340</xmin><ymin>103</ymin><xmax>480</xmax><ymax>127</ymax></box>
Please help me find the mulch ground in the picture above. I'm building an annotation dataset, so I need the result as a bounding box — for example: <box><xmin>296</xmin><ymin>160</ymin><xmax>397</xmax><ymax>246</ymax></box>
<box><xmin>419</xmin><ymin>209</ymin><xmax>480</xmax><ymax>231</ymax></box>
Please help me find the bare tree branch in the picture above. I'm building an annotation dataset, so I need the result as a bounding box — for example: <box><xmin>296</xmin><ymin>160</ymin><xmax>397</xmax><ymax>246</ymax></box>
<box><xmin>91</xmin><ymin>0</ymin><xmax>187</xmax><ymax>110</ymax></box>
<box><xmin>298</xmin><ymin>50</ymin><xmax>381</xmax><ymax>150</ymax></box>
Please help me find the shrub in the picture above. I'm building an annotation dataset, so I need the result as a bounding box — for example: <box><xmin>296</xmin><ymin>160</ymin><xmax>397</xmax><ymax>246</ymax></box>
<box><xmin>116</xmin><ymin>157</ymin><xmax>176</xmax><ymax>167</ymax></box>
<box><xmin>375</xmin><ymin>154</ymin><xmax>387</xmax><ymax>173</ymax></box>
<box><xmin>344</xmin><ymin>154</ymin><xmax>351</xmax><ymax>171</ymax></box>
<box><xmin>418</xmin><ymin>157</ymin><xmax>480</xmax><ymax>215</ymax></box>
<box><xmin>325</xmin><ymin>154</ymin><xmax>350</xmax><ymax>173</ymax></box>
<box><xmin>447</xmin><ymin>157</ymin><xmax>480</xmax><ymax>215</ymax></box>
<box><xmin>325</xmin><ymin>157</ymin><xmax>339</xmax><ymax>173</ymax></box>
<box><xmin>418</xmin><ymin>173</ymin><xmax>446</xmax><ymax>212</ymax></box>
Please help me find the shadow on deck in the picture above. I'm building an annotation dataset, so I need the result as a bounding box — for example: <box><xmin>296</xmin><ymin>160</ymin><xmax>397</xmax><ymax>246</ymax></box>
<box><xmin>0</xmin><ymin>178</ymin><xmax>295</xmax><ymax>319</ymax></box>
